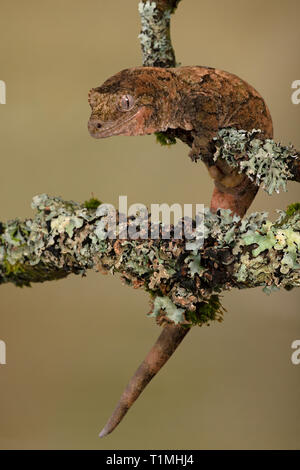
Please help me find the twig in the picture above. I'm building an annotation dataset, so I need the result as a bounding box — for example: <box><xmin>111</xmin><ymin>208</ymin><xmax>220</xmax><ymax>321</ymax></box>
<box><xmin>138</xmin><ymin>0</ymin><xmax>181</xmax><ymax>67</ymax></box>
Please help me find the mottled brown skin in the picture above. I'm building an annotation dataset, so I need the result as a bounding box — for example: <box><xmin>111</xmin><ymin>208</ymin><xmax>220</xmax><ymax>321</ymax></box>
<box><xmin>88</xmin><ymin>66</ymin><xmax>273</xmax><ymax>216</ymax></box>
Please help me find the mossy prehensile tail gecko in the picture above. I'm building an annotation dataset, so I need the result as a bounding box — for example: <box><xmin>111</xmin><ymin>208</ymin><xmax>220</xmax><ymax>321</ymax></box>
<box><xmin>87</xmin><ymin>66</ymin><xmax>274</xmax><ymax>437</ymax></box>
<box><xmin>88</xmin><ymin>66</ymin><xmax>273</xmax><ymax>216</ymax></box>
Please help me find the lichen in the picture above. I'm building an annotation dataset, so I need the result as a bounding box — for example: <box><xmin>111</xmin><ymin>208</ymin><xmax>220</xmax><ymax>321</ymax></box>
<box><xmin>186</xmin><ymin>253</ymin><xmax>205</xmax><ymax>277</ymax></box>
<box><xmin>0</xmin><ymin>194</ymin><xmax>299</xmax><ymax>323</ymax></box>
<box><xmin>138</xmin><ymin>1</ymin><xmax>176</xmax><ymax>67</ymax></box>
<box><xmin>213</xmin><ymin>128</ymin><xmax>297</xmax><ymax>194</ymax></box>
<box><xmin>149</xmin><ymin>293</ymin><xmax>224</xmax><ymax>326</ymax></box>
<box><xmin>149</xmin><ymin>296</ymin><xmax>185</xmax><ymax>324</ymax></box>
<box><xmin>232</xmin><ymin>206</ymin><xmax>300</xmax><ymax>291</ymax></box>
<box><xmin>242</xmin><ymin>221</ymin><xmax>277</xmax><ymax>257</ymax></box>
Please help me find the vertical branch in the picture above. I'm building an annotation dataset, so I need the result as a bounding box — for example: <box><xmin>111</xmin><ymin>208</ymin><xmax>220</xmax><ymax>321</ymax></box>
<box><xmin>138</xmin><ymin>0</ymin><xmax>181</xmax><ymax>67</ymax></box>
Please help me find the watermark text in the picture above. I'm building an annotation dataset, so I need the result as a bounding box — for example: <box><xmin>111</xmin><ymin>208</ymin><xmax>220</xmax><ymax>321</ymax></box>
<box><xmin>0</xmin><ymin>340</ymin><xmax>6</xmax><ymax>365</ymax></box>
<box><xmin>0</xmin><ymin>80</ymin><xmax>6</xmax><ymax>104</ymax></box>
<box><xmin>95</xmin><ymin>196</ymin><xmax>204</xmax><ymax>250</ymax></box>
<box><xmin>291</xmin><ymin>340</ymin><xmax>300</xmax><ymax>365</ymax></box>
<box><xmin>291</xmin><ymin>80</ymin><xmax>300</xmax><ymax>104</ymax></box>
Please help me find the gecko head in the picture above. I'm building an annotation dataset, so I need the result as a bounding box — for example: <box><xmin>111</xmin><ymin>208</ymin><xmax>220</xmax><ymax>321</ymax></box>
<box><xmin>88</xmin><ymin>67</ymin><xmax>178</xmax><ymax>139</ymax></box>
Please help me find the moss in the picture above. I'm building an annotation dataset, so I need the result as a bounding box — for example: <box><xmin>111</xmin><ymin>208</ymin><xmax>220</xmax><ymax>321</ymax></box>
<box><xmin>155</xmin><ymin>131</ymin><xmax>176</xmax><ymax>146</ymax></box>
<box><xmin>185</xmin><ymin>295</ymin><xmax>225</xmax><ymax>326</ymax></box>
<box><xmin>3</xmin><ymin>259</ymin><xmax>26</xmax><ymax>276</ymax></box>
<box><xmin>84</xmin><ymin>198</ymin><xmax>102</xmax><ymax>210</ymax></box>
<box><xmin>276</xmin><ymin>202</ymin><xmax>300</xmax><ymax>228</ymax></box>
<box><xmin>1</xmin><ymin>260</ymin><xmax>69</xmax><ymax>287</ymax></box>
<box><xmin>286</xmin><ymin>202</ymin><xmax>300</xmax><ymax>217</ymax></box>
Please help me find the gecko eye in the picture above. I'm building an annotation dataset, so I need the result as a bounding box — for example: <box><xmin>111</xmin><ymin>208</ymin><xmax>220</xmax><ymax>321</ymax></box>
<box><xmin>119</xmin><ymin>94</ymin><xmax>135</xmax><ymax>111</ymax></box>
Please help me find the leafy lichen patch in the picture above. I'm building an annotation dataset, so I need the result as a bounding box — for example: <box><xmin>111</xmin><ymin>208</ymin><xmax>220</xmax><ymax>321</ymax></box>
<box><xmin>0</xmin><ymin>195</ymin><xmax>299</xmax><ymax>324</ymax></box>
<box><xmin>213</xmin><ymin>129</ymin><xmax>297</xmax><ymax>194</ymax></box>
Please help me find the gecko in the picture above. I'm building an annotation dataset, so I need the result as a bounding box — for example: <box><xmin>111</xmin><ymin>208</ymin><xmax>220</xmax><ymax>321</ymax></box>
<box><xmin>87</xmin><ymin>67</ymin><xmax>274</xmax><ymax>437</ymax></box>
<box><xmin>88</xmin><ymin>66</ymin><xmax>273</xmax><ymax>216</ymax></box>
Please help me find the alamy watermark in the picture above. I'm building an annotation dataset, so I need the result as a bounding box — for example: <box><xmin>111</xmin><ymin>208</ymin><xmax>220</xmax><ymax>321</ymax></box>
<box><xmin>94</xmin><ymin>196</ymin><xmax>204</xmax><ymax>250</ymax></box>
<box><xmin>0</xmin><ymin>80</ymin><xmax>6</xmax><ymax>104</ymax></box>
<box><xmin>0</xmin><ymin>340</ymin><xmax>6</xmax><ymax>365</ymax></box>
<box><xmin>291</xmin><ymin>80</ymin><xmax>300</xmax><ymax>105</ymax></box>
<box><xmin>291</xmin><ymin>340</ymin><xmax>300</xmax><ymax>365</ymax></box>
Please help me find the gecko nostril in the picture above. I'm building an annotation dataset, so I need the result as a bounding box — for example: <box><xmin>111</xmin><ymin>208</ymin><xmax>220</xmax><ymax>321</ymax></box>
<box><xmin>97</xmin><ymin>123</ymin><xmax>102</xmax><ymax>129</ymax></box>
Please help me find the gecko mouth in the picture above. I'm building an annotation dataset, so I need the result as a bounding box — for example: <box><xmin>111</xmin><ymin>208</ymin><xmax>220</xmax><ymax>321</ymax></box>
<box><xmin>88</xmin><ymin>110</ymin><xmax>141</xmax><ymax>138</ymax></box>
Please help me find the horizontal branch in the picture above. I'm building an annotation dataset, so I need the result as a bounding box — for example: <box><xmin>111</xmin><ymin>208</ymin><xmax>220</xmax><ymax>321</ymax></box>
<box><xmin>1</xmin><ymin>194</ymin><xmax>299</xmax><ymax>327</ymax></box>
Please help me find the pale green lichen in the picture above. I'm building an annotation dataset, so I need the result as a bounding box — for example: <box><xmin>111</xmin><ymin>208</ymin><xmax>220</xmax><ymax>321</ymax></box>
<box><xmin>149</xmin><ymin>293</ymin><xmax>224</xmax><ymax>326</ymax></box>
<box><xmin>138</xmin><ymin>1</ymin><xmax>176</xmax><ymax>67</ymax></box>
<box><xmin>51</xmin><ymin>215</ymin><xmax>84</xmax><ymax>238</ymax></box>
<box><xmin>149</xmin><ymin>296</ymin><xmax>185</xmax><ymax>324</ymax></box>
<box><xmin>0</xmin><ymin>194</ymin><xmax>299</xmax><ymax>325</ymax></box>
<box><xmin>185</xmin><ymin>208</ymin><xmax>240</xmax><ymax>253</ymax></box>
<box><xmin>186</xmin><ymin>254</ymin><xmax>205</xmax><ymax>277</ymax></box>
<box><xmin>232</xmin><ymin>205</ymin><xmax>300</xmax><ymax>290</ymax></box>
<box><xmin>262</xmin><ymin>284</ymin><xmax>280</xmax><ymax>295</ymax></box>
<box><xmin>242</xmin><ymin>221</ymin><xmax>277</xmax><ymax>257</ymax></box>
<box><xmin>213</xmin><ymin>128</ymin><xmax>297</xmax><ymax>194</ymax></box>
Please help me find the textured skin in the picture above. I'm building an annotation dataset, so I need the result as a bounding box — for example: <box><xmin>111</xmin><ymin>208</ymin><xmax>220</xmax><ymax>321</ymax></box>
<box><xmin>88</xmin><ymin>66</ymin><xmax>273</xmax><ymax>216</ymax></box>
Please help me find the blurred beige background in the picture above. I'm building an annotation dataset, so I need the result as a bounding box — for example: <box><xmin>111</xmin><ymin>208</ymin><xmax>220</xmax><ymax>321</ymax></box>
<box><xmin>0</xmin><ymin>0</ymin><xmax>299</xmax><ymax>450</ymax></box>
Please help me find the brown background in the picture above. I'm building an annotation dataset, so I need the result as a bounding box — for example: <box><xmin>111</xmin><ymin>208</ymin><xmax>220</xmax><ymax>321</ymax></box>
<box><xmin>0</xmin><ymin>0</ymin><xmax>299</xmax><ymax>449</ymax></box>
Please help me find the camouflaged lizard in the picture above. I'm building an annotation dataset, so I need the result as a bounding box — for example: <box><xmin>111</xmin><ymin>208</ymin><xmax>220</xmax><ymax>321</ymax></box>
<box><xmin>88</xmin><ymin>66</ymin><xmax>273</xmax><ymax>216</ymax></box>
<box><xmin>88</xmin><ymin>66</ymin><xmax>274</xmax><ymax>438</ymax></box>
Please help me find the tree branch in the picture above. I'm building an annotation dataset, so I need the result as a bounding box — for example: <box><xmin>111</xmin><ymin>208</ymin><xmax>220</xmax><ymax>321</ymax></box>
<box><xmin>1</xmin><ymin>194</ymin><xmax>299</xmax><ymax>324</ymax></box>
<box><xmin>138</xmin><ymin>0</ymin><xmax>181</xmax><ymax>67</ymax></box>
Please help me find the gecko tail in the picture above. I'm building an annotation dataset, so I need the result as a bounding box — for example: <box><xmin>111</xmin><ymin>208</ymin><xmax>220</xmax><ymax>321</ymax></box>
<box><xmin>99</xmin><ymin>323</ymin><xmax>190</xmax><ymax>438</ymax></box>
